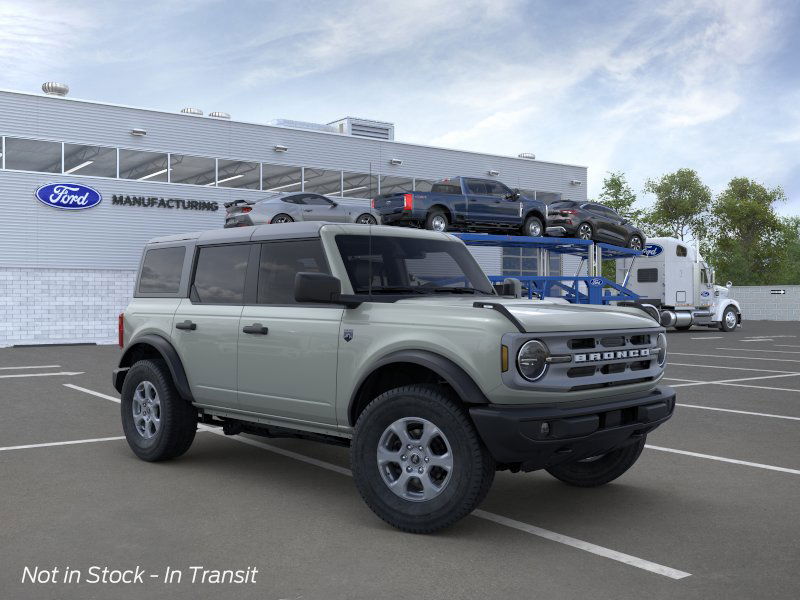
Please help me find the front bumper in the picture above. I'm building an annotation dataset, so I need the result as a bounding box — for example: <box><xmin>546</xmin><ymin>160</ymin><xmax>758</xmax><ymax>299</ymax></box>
<box><xmin>469</xmin><ymin>386</ymin><xmax>675</xmax><ymax>471</ymax></box>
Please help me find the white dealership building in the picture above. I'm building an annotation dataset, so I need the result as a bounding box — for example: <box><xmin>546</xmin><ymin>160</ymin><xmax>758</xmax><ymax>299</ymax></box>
<box><xmin>0</xmin><ymin>85</ymin><xmax>587</xmax><ymax>346</ymax></box>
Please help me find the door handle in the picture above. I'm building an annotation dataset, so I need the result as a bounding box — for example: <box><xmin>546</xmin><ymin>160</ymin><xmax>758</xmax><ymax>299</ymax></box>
<box><xmin>175</xmin><ymin>320</ymin><xmax>196</xmax><ymax>331</ymax></box>
<box><xmin>242</xmin><ymin>323</ymin><xmax>269</xmax><ymax>335</ymax></box>
<box><xmin>303</xmin><ymin>209</ymin><xmax>313</xmax><ymax>212</ymax></box>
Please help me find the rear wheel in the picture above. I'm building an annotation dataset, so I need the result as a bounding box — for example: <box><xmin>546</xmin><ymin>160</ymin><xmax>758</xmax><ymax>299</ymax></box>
<box><xmin>271</xmin><ymin>213</ymin><xmax>293</xmax><ymax>224</ymax></box>
<box><xmin>576</xmin><ymin>222</ymin><xmax>593</xmax><ymax>240</ymax></box>
<box><xmin>425</xmin><ymin>209</ymin><xmax>449</xmax><ymax>232</ymax></box>
<box><xmin>522</xmin><ymin>215</ymin><xmax>544</xmax><ymax>237</ymax></box>
<box><xmin>356</xmin><ymin>213</ymin><xmax>377</xmax><ymax>225</ymax></box>
<box><xmin>546</xmin><ymin>436</ymin><xmax>646</xmax><ymax>487</ymax></box>
<box><xmin>719</xmin><ymin>306</ymin><xmax>738</xmax><ymax>332</ymax></box>
<box><xmin>121</xmin><ymin>359</ymin><xmax>197</xmax><ymax>462</ymax></box>
<box><xmin>351</xmin><ymin>385</ymin><xmax>494</xmax><ymax>533</ymax></box>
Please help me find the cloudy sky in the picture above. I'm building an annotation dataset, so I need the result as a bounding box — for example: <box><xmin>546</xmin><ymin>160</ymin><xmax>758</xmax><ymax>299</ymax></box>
<box><xmin>1</xmin><ymin>0</ymin><xmax>799</xmax><ymax>213</ymax></box>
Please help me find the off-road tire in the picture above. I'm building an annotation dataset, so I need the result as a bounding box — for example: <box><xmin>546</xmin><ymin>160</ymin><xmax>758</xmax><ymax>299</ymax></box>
<box><xmin>545</xmin><ymin>436</ymin><xmax>646</xmax><ymax>487</ymax></box>
<box><xmin>719</xmin><ymin>306</ymin><xmax>738</xmax><ymax>332</ymax></box>
<box><xmin>351</xmin><ymin>385</ymin><xmax>495</xmax><ymax>533</ymax></box>
<box><xmin>522</xmin><ymin>215</ymin><xmax>544</xmax><ymax>237</ymax></box>
<box><xmin>121</xmin><ymin>359</ymin><xmax>197</xmax><ymax>462</ymax></box>
<box><xmin>424</xmin><ymin>209</ymin><xmax>448</xmax><ymax>232</ymax></box>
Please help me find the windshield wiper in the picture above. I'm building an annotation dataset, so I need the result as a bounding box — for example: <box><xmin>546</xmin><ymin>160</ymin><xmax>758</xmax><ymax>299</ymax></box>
<box><xmin>353</xmin><ymin>286</ymin><xmax>429</xmax><ymax>295</ymax></box>
<box><xmin>429</xmin><ymin>287</ymin><xmax>491</xmax><ymax>295</ymax></box>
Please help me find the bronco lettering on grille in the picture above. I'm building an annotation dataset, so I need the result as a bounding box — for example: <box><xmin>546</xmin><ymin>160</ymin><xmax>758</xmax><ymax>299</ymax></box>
<box><xmin>574</xmin><ymin>348</ymin><xmax>650</xmax><ymax>363</ymax></box>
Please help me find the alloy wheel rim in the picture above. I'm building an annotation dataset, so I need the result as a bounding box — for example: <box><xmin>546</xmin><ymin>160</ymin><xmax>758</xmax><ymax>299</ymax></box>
<box><xmin>726</xmin><ymin>311</ymin><xmax>737</xmax><ymax>328</ymax></box>
<box><xmin>273</xmin><ymin>216</ymin><xmax>291</xmax><ymax>223</ymax></box>
<box><xmin>431</xmin><ymin>215</ymin><xmax>447</xmax><ymax>231</ymax></box>
<box><xmin>527</xmin><ymin>221</ymin><xmax>542</xmax><ymax>236</ymax></box>
<box><xmin>132</xmin><ymin>381</ymin><xmax>161</xmax><ymax>439</ymax></box>
<box><xmin>377</xmin><ymin>417</ymin><xmax>454</xmax><ymax>502</ymax></box>
<box><xmin>358</xmin><ymin>215</ymin><xmax>376</xmax><ymax>224</ymax></box>
<box><xmin>630</xmin><ymin>237</ymin><xmax>642</xmax><ymax>250</ymax></box>
<box><xmin>578</xmin><ymin>225</ymin><xmax>592</xmax><ymax>239</ymax></box>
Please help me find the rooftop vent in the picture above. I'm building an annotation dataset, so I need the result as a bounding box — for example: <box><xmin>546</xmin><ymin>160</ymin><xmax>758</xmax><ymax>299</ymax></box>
<box><xmin>42</xmin><ymin>82</ymin><xmax>69</xmax><ymax>97</ymax></box>
<box><xmin>268</xmin><ymin>119</ymin><xmax>337</xmax><ymax>134</ymax></box>
<box><xmin>518</xmin><ymin>152</ymin><xmax>536</xmax><ymax>160</ymax></box>
<box><xmin>180</xmin><ymin>107</ymin><xmax>203</xmax><ymax>116</ymax></box>
<box><xmin>209</xmin><ymin>111</ymin><xmax>231</xmax><ymax>119</ymax></box>
<box><xmin>328</xmin><ymin>117</ymin><xmax>394</xmax><ymax>141</ymax></box>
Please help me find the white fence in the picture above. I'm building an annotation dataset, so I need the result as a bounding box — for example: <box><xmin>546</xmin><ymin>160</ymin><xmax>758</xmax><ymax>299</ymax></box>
<box><xmin>730</xmin><ymin>286</ymin><xmax>800</xmax><ymax>322</ymax></box>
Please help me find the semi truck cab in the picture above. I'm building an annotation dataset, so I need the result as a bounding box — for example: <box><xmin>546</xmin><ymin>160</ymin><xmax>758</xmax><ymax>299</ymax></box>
<box><xmin>617</xmin><ymin>237</ymin><xmax>742</xmax><ymax>332</ymax></box>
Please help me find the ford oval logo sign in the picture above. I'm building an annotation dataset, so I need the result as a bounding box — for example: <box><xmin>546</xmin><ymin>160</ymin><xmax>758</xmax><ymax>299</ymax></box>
<box><xmin>701</xmin><ymin>290</ymin><xmax>710</xmax><ymax>297</ymax></box>
<box><xmin>642</xmin><ymin>244</ymin><xmax>663</xmax><ymax>257</ymax></box>
<box><xmin>35</xmin><ymin>183</ymin><xmax>102</xmax><ymax>210</ymax></box>
<box><xmin>588</xmin><ymin>277</ymin><xmax>603</xmax><ymax>287</ymax></box>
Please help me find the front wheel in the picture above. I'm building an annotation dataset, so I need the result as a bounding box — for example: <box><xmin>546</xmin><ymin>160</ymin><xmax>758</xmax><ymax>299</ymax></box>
<box><xmin>545</xmin><ymin>436</ymin><xmax>645</xmax><ymax>487</ymax></box>
<box><xmin>351</xmin><ymin>385</ymin><xmax>495</xmax><ymax>533</ymax></box>
<box><xmin>121</xmin><ymin>359</ymin><xmax>197</xmax><ymax>462</ymax></box>
<box><xmin>719</xmin><ymin>306</ymin><xmax>738</xmax><ymax>332</ymax></box>
<box><xmin>522</xmin><ymin>215</ymin><xmax>544</xmax><ymax>237</ymax></box>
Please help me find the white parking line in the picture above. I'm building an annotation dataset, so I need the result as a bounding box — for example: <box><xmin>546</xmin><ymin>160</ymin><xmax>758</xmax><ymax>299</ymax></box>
<box><xmin>739</xmin><ymin>339</ymin><xmax>773</xmax><ymax>342</ymax></box>
<box><xmin>690</xmin><ymin>336</ymin><xmax>723</xmax><ymax>340</ymax></box>
<box><xmin>61</xmin><ymin>384</ymin><xmax>691</xmax><ymax>580</ymax></box>
<box><xmin>665</xmin><ymin>373</ymin><xmax>800</xmax><ymax>388</ymax></box>
<box><xmin>646</xmin><ymin>445</ymin><xmax>800</xmax><ymax>476</ymax></box>
<box><xmin>670</xmin><ymin>352</ymin><xmax>800</xmax><ymax>363</ymax></box>
<box><xmin>775</xmin><ymin>345</ymin><xmax>800</xmax><ymax>349</ymax></box>
<box><xmin>0</xmin><ymin>371</ymin><xmax>84</xmax><ymax>379</ymax></box>
<box><xmin>64</xmin><ymin>383</ymin><xmax>120</xmax><ymax>403</ymax></box>
<box><xmin>0</xmin><ymin>365</ymin><xmax>61</xmax><ymax>370</ymax></box>
<box><xmin>473</xmin><ymin>510</ymin><xmax>691</xmax><ymax>580</ymax></box>
<box><xmin>676</xmin><ymin>403</ymin><xmax>800</xmax><ymax>422</ymax></box>
<box><xmin>0</xmin><ymin>436</ymin><xmax>125</xmax><ymax>452</ymax></box>
<box><xmin>668</xmin><ymin>363</ymin><xmax>797</xmax><ymax>374</ymax></box>
<box><xmin>717</xmin><ymin>348</ymin><xmax>800</xmax><ymax>354</ymax></box>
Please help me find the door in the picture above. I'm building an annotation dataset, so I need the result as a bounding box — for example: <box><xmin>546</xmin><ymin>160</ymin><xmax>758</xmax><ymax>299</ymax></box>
<box><xmin>585</xmin><ymin>204</ymin><xmax>620</xmax><ymax>243</ymax></box>
<box><xmin>465</xmin><ymin>179</ymin><xmax>516</xmax><ymax>225</ymax></box>
<box><xmin>297</xmin><ymin>194</ymin><xmax>348</xmax><ymax>223</ymax></box>
<box><xmin>237</xmin><ymin>239</ymin><xmax>343</xmax><ymax>425</ymax></box>
<box><xmin>697</xmin><ymin>262</ymin><xmax>714</xmax><ymax>307</ymax></box>
<box><xmin>171</xmin><ymin>243</ymin><xmax>251</xmax><ymax>409</ymax></box>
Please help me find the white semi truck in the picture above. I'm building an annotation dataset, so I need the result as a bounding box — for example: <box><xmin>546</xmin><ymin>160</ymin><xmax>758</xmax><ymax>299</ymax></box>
<box><xmin>616</xmin><ymin>237</ymin><xmax>742</xmax><ymax>332</ymax></box>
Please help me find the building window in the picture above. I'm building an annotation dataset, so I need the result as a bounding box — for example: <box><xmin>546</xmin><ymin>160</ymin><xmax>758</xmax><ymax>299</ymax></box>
<box><xmin>342</xmin><ymin>171</ymin><xmax>378</xmax><ymax>199</ymax></box>
<box><xmin>119</xmin><ymin>149</ymin><xmax>169</xmax><ymax>182</ymax></box>
<box><xmin>414</xmin><ymin>179</ymin><xmax>436</xmax><ymax>192</ymax></box>
<box><xmin>4</xmin><ymin>137</ymin><xmax>61</xmax><ymax>173</ymax></box>
<box><xmin>170</xmin><ymin>154</ymin><xmax>216</xmax><ymax>186</ymax></box>
<box><xmin>217</xmin><ymin>159</ymin><xmax>260</xmax><ymax>189</ymax></box>
<box><xmin>262</xmin><ymin>164</ymin><xmax>302</xmax><ymax>193</ymax></box>
<box><xmin>378</xmin><ymin>175</ymin><xmax>413</xmax><ymax>195</ymax></box>
<box><xmin>304</xmin><ymin>167</ymin><xmax>342</xmax><ymax>196</ymax></box>
<box><xmin>63</xmin><ymin>144</ymin><xmax>117</xmax><ymax>178</ymax></box>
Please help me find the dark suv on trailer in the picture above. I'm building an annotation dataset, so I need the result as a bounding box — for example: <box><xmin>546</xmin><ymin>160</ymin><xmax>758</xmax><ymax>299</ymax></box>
<box><xmin>546</xmin><ymin>200</ymin><xmax>646</xmax><ymax>249</ymax></box>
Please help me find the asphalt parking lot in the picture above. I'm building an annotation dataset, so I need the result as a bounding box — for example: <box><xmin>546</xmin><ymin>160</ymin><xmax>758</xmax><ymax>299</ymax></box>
<box><xmin>1</xmin><ymin>321</ymin><xmax>799</xmax><ymax>599</ymax></box>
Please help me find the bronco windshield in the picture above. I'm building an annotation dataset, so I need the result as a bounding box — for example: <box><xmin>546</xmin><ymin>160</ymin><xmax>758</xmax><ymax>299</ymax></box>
<box><xmin>335</xmin><ymin>235</ymin><xmax>494</xmax><ymax>295</ymax></box>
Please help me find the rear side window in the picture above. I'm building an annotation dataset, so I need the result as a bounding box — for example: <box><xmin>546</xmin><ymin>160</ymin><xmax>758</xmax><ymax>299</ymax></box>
<box><xmin>431</xmin><ymin>183</ymin><xmax>461</xmax><ymax>194</ymax></box>
<box><xmin>138</xmin><ymin>247</ymin><xmax>185</xmax><ymax>295</ymax></box>
<box><xmin>637</xmin><ymin>268</ymin><xmax>659</xmax><ymax>283</ymax></box>
<box><xmin>258</xmin><ymin>240</ymin><xmax>330</xmax><ymax>304</ymax></box>
<box><xmin>192</xmin><ymin>245</ymin><xmax>250</xmax><ymax>304</ymax></box>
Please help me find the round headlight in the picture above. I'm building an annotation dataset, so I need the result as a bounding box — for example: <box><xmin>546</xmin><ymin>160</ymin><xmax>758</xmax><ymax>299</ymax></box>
<box><xmin>656</xmin><ymin>332</ymin><xmax>668</xmax><ymax>367</ymax></box>
<box><xmin>517</xmin><ymin>340</ymin><xmax>549</xmax><ymax>381</ymax></box>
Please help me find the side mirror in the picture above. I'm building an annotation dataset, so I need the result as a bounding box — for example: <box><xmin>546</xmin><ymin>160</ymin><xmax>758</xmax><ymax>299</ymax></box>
<box><xmin>295</xmin><ymin>272</ymin><xmax>342</xmax><ymax>304</ymax></box>
<box><xmin>329</xmin><ymin>201</ymin><xmax>338</xmax><ymax>208</ymax></box>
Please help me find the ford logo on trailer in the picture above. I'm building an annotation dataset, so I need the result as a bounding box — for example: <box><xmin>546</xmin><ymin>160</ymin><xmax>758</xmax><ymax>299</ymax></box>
<box><xmin>588</xmin><ymin>277</ymin><xmax>603</xmax><ymax>287</ymax></box>
<box><xmin>35</xmin><ymin>183</ymin><xmax>102</xmax><ymax>210</ymax></box>
<box><xmin>701</xmin><ymin>290</ymin><xmax>710</xmax><ymax>297</ymax></box>
<box><xmin>641</xmin><ymin>244</ymin><xmax>663</xmax><ymax>257</ymax></box>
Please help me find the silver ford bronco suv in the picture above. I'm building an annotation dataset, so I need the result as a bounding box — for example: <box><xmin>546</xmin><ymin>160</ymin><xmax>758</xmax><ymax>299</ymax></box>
<box><xmin>114</xmin><ymin>222</ymin><xmax>674</xmax><ymax>533</ymax></box>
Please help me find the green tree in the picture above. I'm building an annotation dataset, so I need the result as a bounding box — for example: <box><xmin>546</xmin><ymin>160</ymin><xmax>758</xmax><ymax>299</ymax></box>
<box><xmin>705</xmin><ymin>177</ymin><xmax>787</xmax><ymax>285</ymax></box>
<box><xmin>598</xmin><ymin>171</ymin><xmax>643</xmax><ymax>224</ymax></box>
<box><xmin>642</xmin><ymin>168</ymin><xmax>711</xmax><ymax>241</ymax></box>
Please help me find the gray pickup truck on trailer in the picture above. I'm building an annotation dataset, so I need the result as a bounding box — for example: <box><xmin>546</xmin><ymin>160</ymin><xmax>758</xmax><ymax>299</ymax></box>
<box><xmin>114</xmin><ymin>222</ymin><xmax>675</xmax><ymax>533</ymax></box>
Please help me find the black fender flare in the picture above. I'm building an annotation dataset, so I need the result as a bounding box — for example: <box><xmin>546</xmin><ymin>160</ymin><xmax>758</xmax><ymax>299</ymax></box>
<box><xmin>348</xmin><ymin>349</ymin><xmax>489</xmax><ymax>425</ymax></box>
<box><xmin>114</xmin><ymin>334</ymin><xmax>194</xmax><ymax>401</ymax></box>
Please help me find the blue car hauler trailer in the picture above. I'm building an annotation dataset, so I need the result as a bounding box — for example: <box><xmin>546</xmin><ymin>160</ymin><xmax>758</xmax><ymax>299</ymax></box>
<box><xmin>454</xmin><ymin>233</ymin><xmax>642</xmax><ymax>305</ymax></box>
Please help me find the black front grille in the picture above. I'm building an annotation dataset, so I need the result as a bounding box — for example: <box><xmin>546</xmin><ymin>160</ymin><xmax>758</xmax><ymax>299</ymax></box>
<box><xmin>599</xmin><ymin>336</ymin><xmax>625</xmax><ymax>347</ymax></box>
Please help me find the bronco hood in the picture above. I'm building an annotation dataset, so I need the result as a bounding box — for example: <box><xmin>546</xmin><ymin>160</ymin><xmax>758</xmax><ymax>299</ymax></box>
<box><xmin>395</xmin><ymin>296</ymin><xmax>658</xmax><ymax>332</ymax></box>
